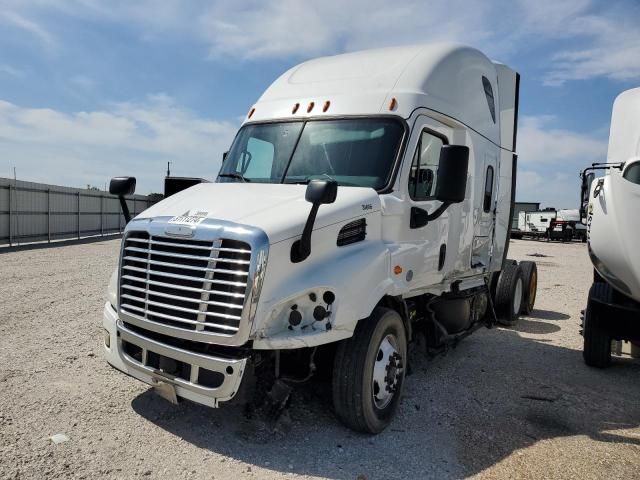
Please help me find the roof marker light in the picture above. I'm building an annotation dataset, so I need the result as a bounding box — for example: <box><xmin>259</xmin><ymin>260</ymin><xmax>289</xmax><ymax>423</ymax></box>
<box><xmin>248</xmin><ymin>107</ymin><xmax>255</xmax><ymax>119</ymax></box>
<box><xmin>307</xmin><ymin>101</ymin><xmax>315</xmax><ymax>113</ymax></box>
<box><xmin>323</xmin><ymin>100</ymin><xmax>330</xmax><ymax>112</ymax></box>
<box><xmin>292</xmin><ymin>103</ymin><xmax>300</xmax><ymax>114</ymax></box>
<box><xmin>389</xmin><ymin>97</ymin><xmax>398</xmax><ymax>111</ymax></box>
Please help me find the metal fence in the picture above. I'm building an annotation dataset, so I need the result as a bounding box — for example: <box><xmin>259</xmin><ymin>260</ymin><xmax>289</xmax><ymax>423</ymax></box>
<box><xmin>0</xmin><ymin>178</ymin><xmax>160</xmax><ymax>247</ymax></box>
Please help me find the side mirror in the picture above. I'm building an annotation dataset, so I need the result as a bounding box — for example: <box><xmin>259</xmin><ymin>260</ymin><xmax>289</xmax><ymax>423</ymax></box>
<box><xmin>291</xmin><ymin>179</ymin><xmax>338</xmax><ymax>262</ymax></box>
<box><xmin>579</xmin><ymin>172</ymin><xmax>595</xmax><ymax>222</ymax></box>
<box><xmin>410</xmin><ymin>145</ymin><xmax>469</xmax><ymax>229</ymax></box>
<box><xmin>109</xmin><ymin>176</ymin><xmax>136</xmax><ymax>224</ymax></box>
<box><xmin>434</xmin><ymin>145</ymin><xmax>469</xmax><ymax>204</ymax></box>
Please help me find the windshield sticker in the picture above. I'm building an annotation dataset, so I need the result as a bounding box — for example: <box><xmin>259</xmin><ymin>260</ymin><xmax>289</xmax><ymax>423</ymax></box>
<box><xmin>168</xmin><ymin>210</ymin><xmax>208</xmax><ymax>226</ymax></box>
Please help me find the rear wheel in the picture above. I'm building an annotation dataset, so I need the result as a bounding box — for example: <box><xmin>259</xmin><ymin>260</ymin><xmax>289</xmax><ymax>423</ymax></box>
<box><xmin>332</xmin><ymin>307</ymin><xmax>407</xmax><ymax>434</ymax></box>
<box><xmin>583</xmin><ymin>283</ymin><xmax>612</xmax><ymax>368</ymax></box>
<box><xmin>494</xmin><ymin>263</ymin><xmax>524</xmax><ymax>326</ymax></box>
<box><xmin>519</xmin><ymin>261</ymin><xmax>538</xmax><ymax>315</ymax></box>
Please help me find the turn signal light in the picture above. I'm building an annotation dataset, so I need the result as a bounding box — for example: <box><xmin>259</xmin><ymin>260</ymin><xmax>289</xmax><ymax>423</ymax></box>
<box><xmin>323</xmin><ymin>100</ymin><xmax>331</xmax><ymax>112</ymax></box>
<box><xmin>292</xmin><ymin>103</ymin><xmax>300</xmax><ymax>114</ymax></box>
<box><xmin>389</xmin><ymin>97</ymin><xmax>397</xmax><ymax>111</ymax></box>
<box><xmin>307</xmin><ymin>101</ymin><xmax>315</xmax><ymax>113</ymax></box>
<box><xmin>394</xmin><ymin>265</ymin><xmax>403</xmax><ymax>275</ymax></box>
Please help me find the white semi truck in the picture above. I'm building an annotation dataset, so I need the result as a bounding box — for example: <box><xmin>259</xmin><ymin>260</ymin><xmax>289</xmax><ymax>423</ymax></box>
<box><xmin>104</xmin><ymin>43</ymin><xmax>538</xmax><ymax>433</ymax></box>
<box><xmin>580</xmin><ymin>87</ymin><xmax>640</xmax><ymax>367</ymax></box>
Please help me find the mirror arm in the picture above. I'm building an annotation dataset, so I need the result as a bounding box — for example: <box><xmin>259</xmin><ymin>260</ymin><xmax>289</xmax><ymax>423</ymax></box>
<box><xmin>426</xmin><ymin>202</ymin><xmax>451</xmax><ymax>222</ymax></box>
<box><xmin>291</xmin><ymin>202</ymin><xmax>321</xmax><ymax>263</ymax></box>
<box><xmin>119</xmin><ymin>196</ymin><xmax>132</xmax><ymax>224</ymax></box>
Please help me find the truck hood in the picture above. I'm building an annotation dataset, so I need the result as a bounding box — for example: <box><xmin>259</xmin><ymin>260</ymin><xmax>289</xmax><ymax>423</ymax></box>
<box><xmin>136</xmin><ymin>183</ymin><xmax>381</xmax><ymax>245</ymax></box>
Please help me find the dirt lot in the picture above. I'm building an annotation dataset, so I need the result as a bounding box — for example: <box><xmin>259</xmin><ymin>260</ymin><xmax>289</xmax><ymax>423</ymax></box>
<box><xmin>1</xmin><ymin>238</ymin><xmax>639</xmax><ymax>479</ymax></box>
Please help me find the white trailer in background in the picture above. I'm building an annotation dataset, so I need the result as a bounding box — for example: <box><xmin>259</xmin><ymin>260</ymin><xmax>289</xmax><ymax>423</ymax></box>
<box><xmin>580</xmin><ymin>87</ymin><xmax>640</xmax><ymax>367</ymax></box>
<box><xmin>104</xmin><ymin>43</ymin><xmax>538</xmax><ymax>433</ymax></box>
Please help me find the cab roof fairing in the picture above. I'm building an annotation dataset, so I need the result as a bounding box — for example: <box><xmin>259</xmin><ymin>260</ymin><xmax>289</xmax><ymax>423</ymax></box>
<box><xmin>243</xmin><ymin>43</ymin><xmax>518</xmax><ymax>150</ymax></box>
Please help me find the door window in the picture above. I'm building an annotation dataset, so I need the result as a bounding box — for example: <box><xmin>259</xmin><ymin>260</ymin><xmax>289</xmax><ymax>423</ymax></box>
<box><xmin>409</xmin><ymin>131</ymin><xmax>444</xmax><ymax>201</ymax></box>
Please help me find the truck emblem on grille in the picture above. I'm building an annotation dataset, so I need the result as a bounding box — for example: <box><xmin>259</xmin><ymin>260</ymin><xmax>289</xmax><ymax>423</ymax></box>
<box><xmin>168</xmin><ymin>210</ymin><xmax>209</xmax><ymax>227</ymax></box>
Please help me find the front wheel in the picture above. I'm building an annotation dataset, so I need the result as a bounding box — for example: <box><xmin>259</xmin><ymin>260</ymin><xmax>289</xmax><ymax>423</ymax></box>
<box><xmin>332</xmin><ymin>307</ymin><xmax>407</xmax><ymax>434</ymax></box>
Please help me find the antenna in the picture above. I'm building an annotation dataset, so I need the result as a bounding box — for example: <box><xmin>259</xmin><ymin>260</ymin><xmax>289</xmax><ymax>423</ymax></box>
<box><xmin>167</xmin><ymin>161</ymin><xmax>172</xmax><ymax>177</ymax></box>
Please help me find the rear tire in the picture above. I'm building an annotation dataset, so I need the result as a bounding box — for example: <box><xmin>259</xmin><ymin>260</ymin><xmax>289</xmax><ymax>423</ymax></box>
<box><xmin>494</xmin><ymin>263</ymin><xmax>524</xmax><ymax>326</ymax></box>
<box><xmin>583</xmin><ymin>283</ymin><xmax>612</xmax><ymax>368</ymax></box>
<box><xmin>332</xmin><ymin>307</ymin><xmax>407</xmax><ymax>434</ymax></box>
<box><xmin>519</xmin><ymin>261</ymin><xmax>538</xmax><ymax>315</ymax></box>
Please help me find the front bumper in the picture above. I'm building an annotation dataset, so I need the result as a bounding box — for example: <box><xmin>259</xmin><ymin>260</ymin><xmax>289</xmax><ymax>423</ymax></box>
<box><xmin>103</xmin><ymin>303</ymin><xmax>248</xmax><ymax>407</ymax></box>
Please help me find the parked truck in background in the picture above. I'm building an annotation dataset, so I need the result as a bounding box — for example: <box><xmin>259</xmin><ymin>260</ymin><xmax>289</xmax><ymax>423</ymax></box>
<box><xmin>104</xmin><ymin>43</ymin><xmax>538</xmax><ymax>433</ymax></box>
<box><xmin>580</xmin><ymin>87</ymin><xmax>640</xmax><ymax>367</ymax></box>
<box><xmin>512</xmin><ymin>208</ymin><xmax>585</xmax><ymax>242</ymax></box>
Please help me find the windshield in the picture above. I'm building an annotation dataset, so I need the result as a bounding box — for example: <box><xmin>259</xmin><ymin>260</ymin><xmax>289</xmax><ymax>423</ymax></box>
<box><xmin>218</xmin><ymin>118</ymin><xmax>405</xmax><ymax>190</ymax></box>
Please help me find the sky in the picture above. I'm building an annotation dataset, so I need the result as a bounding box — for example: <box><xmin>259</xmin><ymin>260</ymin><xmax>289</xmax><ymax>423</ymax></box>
<box><xmin>0</xmin><ymin>0</ymin><xmax>639</xmax><ymax>208</ymax></box>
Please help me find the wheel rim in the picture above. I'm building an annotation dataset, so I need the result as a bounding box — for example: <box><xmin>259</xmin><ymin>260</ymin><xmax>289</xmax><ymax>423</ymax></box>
<box><xmin>513</xmin><ymin>278</ymin><xmax>523</xmax><ymax>315</ymax></box>
<box><xmin>372</xmin><ymin>334</ymin><xmax>404</xmax><ymax>410</ymax></box>
<box><xmin>528</xmin><ymin>270</ymin><xmax>537</xmax><ymax>310</ymax></box>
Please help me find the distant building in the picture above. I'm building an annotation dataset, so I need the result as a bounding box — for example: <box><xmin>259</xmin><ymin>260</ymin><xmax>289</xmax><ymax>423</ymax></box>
<box><xmin>512</xmin><ymin>202</ymin><xmax>540</xmax><ymax>230</ymax></box>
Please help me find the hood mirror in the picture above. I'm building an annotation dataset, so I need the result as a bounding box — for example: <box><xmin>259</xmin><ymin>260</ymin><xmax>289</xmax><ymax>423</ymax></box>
<box><xmin>109</xmin><ymin>176</ymin><xmax>136</xmax><ymax>224</ymax></box>
<box><xmin>291</xmin><ymin>179</ymin><xmax>338</xmax><ymax>263</ymax></box>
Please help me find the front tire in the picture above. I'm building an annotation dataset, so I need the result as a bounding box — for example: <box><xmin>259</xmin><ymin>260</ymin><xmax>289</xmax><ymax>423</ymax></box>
<box><xmin>332</xmin><ymin>307</ymin><xmax>407</xmax><ymax>434</ymax></box>
<box><xmin>583</xmin><ymin>283</ymin><xmax>612</xmax><ymax>368</ymax></box>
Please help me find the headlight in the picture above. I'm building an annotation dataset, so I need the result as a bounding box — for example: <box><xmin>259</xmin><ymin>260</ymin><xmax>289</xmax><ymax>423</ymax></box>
<box><xmin>106</xmin><ymin>268</ymin><xmax>118</xmax><ymax>309</ymax></box>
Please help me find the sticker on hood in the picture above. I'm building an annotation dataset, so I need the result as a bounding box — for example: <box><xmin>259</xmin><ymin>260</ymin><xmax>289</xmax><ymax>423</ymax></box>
<box><xmin>168</xmin><ymin>210</ymin><xmax>209</xmax><ymax>226</ymax></box>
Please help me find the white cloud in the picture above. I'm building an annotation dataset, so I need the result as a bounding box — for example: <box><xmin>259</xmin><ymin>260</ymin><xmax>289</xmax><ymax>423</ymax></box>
<box><xmin>0</xmin><ymin>11</ymin><xmax>56</xmax><ymax>47</ymax></box>
<box><xmin>517</xmin><ymin>115</ymin><xmax>607</xmax><ymax>164</ymax></box>
<box><xmin>0</xmin><ymin>64</ymin><xmax>25</xmax><ymax>77</ymax></box>
<box><xmin>3</xmin><ymin>0</ymin><xmax>639</xmax><ymax>84</ymax></box>
<box><xmin>515</xmin><ymin>115</ymin><xmax>607</xmax><ymax>207</ymax></box>
<box><xmin>0</xmin><ymin>95</ymin><xmax>238</xmax><ymax>193</ymax></box>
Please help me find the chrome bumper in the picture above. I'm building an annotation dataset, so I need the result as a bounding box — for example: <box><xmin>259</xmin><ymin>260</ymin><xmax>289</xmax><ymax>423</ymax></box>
<box><xmin>104</xmin><ymin>303</ymin><xmax>248</xmax><ymax>407</ymax></box>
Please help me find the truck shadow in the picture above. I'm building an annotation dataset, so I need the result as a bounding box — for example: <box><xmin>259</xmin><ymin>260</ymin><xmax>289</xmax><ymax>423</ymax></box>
<box><xmin>131</xmin><ymin>327</ymin><xmax>640</xmax><ymax>479</ymax></box>
<box><xmin>526</xmin><ymin>309</ymin><xmax>571</xmax><ymax>321</ymax></box>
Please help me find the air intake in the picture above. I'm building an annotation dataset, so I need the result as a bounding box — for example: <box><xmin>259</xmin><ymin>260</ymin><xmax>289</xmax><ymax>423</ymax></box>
<box><xmin>337</xmin><ymin>219</ymin><xmax>367</xmax><ymax>246</ymax></box>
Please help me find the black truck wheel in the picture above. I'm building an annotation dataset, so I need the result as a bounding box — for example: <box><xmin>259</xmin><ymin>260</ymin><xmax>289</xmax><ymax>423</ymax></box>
<box><xmin>332</xmin><ymin>307</ymin><xmax>407</xmax><ymax>434</ymax></box>
<box><xmin>583</xmin><ymin>283</ymin><xmax>612</xmax><ymax>368</ymax></box>
<box><xmin>519</xmin><ymin>261</ymin><xmax>538</xmax><ymax>315</ymax></box>
<box><xmin>494</xmin><ymin>262</ymin><xmax>524</xmax><ymax>326</ymax></box>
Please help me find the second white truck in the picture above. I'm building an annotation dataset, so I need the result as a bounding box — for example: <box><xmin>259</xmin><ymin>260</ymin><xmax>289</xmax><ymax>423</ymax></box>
<box><xmin>104</xmin><ymin>43</ymin><xmax>537</xmax><ymax>433</ymax></box>
<box><xmin>580</xmin><ymin>87</ymin><xmax>640</xmax><ymax>367</ymax></box>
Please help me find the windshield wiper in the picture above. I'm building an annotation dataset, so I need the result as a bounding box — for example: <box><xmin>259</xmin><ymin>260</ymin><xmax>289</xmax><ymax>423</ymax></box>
<box><xmin>284</xmin><ymin>173</ymin><xmax>335</xmax><ymax>185</ymax></box>
<box><xmin>218</xmin><ymin>173</ymin><xmax>251</xmax><ymax>183</ymax></box>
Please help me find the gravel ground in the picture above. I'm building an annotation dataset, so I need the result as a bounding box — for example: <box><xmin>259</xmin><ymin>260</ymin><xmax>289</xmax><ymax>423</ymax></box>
<box><xmin>1</xmin><ymin>238</ymin><xmax>639</xmax><ymax>480</ymax></box>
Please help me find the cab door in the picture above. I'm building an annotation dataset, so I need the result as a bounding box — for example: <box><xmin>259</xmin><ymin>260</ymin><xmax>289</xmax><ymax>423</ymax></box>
<box><xmin>398</xmin><ymin>118</ymin><xmax>452</xmax><ymax>289</ymax></box>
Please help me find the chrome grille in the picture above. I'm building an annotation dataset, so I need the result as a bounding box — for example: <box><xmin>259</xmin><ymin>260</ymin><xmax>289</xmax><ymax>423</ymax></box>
<box><xmin>119</xmin><ymin>232</ymin><xmax>252</xmax><ymax>336</ymax></box>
